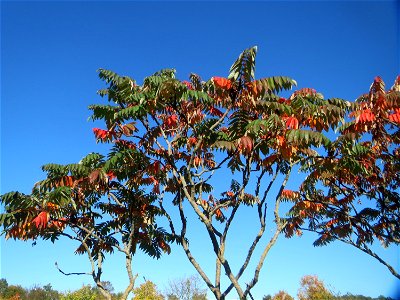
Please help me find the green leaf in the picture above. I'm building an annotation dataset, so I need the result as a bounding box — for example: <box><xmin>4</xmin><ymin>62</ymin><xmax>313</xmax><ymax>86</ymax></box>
<box><xmin>88</xmin><ymin>105</ymin><xmax>118</xmax><ymax>122</ymax></box>
<box><xmin>115</xmin><ymin>105</ymin><xmax>146</xmax><ymax>121</ymax></box>
<box><xmin>286</xmin><ymin>129</ymin><xmax>330</xmax><ymax>147</ymax></box>
<box><xmin>228</xmin><ymin>46</ymin><xmax>257</xmax><ymax>82</ymax></box>
<box><xmin>254</xmin><ymin>76</ymin><xmax>297</xmax><ymax>94</ymax></box>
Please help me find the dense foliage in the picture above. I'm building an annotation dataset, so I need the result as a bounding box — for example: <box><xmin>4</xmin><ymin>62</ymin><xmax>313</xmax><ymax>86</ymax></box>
<box><xmin>132</xmin><ymin>281</ymin><xmax>163</xmax><ymax>300</ymax></box>
<box><xmin>285</xmin><ymin>76</ymin><xmax>400</xmax><ymax>278</ymax></box>
<box><xmin>1</xmin><ymin>47</ymin><xmax>399</xmax><ymax>299</ymax></box>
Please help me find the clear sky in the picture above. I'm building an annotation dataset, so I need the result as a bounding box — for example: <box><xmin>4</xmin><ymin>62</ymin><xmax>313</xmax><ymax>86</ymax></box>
<box><xmin>1</xmin><ymin>1</ymin><xmax>399</xmax><ymax>299</ymax></box>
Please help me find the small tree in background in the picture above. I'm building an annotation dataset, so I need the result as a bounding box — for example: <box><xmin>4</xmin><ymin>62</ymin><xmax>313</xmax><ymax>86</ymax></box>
<box><xmin>1</xmin><ymin>284</ymin><xmax>27</xmax><ymax>300</ymax></box>
<box><xmin>27</xmin><ymin>284</ymin><xmax>61</xmax><ymax>300</ymax></box>
<box><xmin>0</xmin><ymin>279</ymin><xmax>9</xmax><ymax>299</ymax></box>
<box><xmin>61</xmin><ymin>285</ymin><xmax>98</xmax><ymax>300</ymax></box>
<box><xmin>132</xmin><ymin>281</ymin><xmax>163</xmax><ymax>300</ymax></box>
<box><xmin>262</xmin><ymin>291</ymin><xmax>294</xmax><ymax>300</ymax></box>
<box><xmin>166</xmin><ymin>275</ymin><xmax>207</xmax><ymax>300</ymax></box>
<box><xmin>271</xmin><ymin>291</ymin><xmax>294</xmax><ymax>300</ymax></box>
<box><xmin>297</xmin><ymin>275</ymin><xmax>334</xmax><ymax>300</ymax></box>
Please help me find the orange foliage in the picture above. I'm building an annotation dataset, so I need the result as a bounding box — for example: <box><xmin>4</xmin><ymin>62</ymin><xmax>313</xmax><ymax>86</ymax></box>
<box><xmin>276</xmin><ymin>136</ymin><xmax>297</xmax><ymax>159</ymax></box>
<box><xmin>281</xmin><ymin>189</ymin><xmax>300</xmax><ymax>200</ymax></box>
<box><xmin>226</xmin><ymin>191</ymin><xmax>234</xmax><ymax>198</ymax></box>
<box><xmin>356</xmin><ymin>109</ymin><xmax>375</xmax><ymax>123</ymax></box>
<box><xmin>285</xmin><ymin>116</ymin><xmax>299</xmax><ymax>129</ymax></box>
<box><xmin>237</xmin><ymin>136</ymin><xmax>253</xmax><ymax>155</ymax></box>
<box><xmin>164</xmin><ymin>115</ymin><xmax>178</xmax><ymax>127</ymax></box>
<box><xmin>388</xmin><ymin>108</ymin><xmax>400</xmax><ymax>123</ymax></box>
<box><xmin>93</xmin><ymin>128</ymin><xmax>116</xmax><ymax>141</ymax></box>
<box><xmin>213</xmin><ymin>77</ymin><xmax>232</xmax><ymax>90</ymax></box>
<box><xmin>32</xmin><ymin>211</ymin><xmax>49</xmax><ymax>229</ymax></box>
<box><xmin>193</xmin><ymin>156</ymin><xmax>202</xmax><ymax>167</ymax></box>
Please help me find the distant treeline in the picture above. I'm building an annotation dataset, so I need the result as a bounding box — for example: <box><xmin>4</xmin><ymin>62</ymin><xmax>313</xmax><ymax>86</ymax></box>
<box><xmin>0</xmin><ymin>277</ymin><xmax>396</xmax><ymax>300</ymax></box>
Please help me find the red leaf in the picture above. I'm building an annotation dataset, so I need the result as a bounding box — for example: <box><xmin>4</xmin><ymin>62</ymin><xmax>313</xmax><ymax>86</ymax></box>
<box><xmin>285</xmin><ymin>116</ymin><xmax>299</xmax><ymax>129</ymax></box>
<box><xmin>106</xmin><ymin>171</ymin><xmax>116</xmax><ymax>180</ymax></box>
<box><xmin>278</xmin><ymin>97</ymin><xmax>287</xmax><ymax>103</ymax></box>
<box><xmin>182</xmin><ymin>80</ymin><xmax>193</xmax><ymax>90</ymax></box>
<box><xmin>237</xmin><ymin>136</ymin><xmax>253</xmax><ymax>154</ymax></box>
<box><xmin>246</xmin><ymin>81</ymin><xmax>260</xmax><ymax>96</ymax></box>
<box><xmin>226</xmin><ymin>191</ymin><xmax>234</xmax><ymax>197</ymax></box>
<box><xmin>93</xmin><ymin>128</ymin><xmax>115</xmax><ymax>141</ymax></box>
<box><xmin>32</xmin><ymin>211</ymin><xmax>49</xmax><ymax>229</ymax></box>
<box><xmin>60</xmin><ymin>176</ymin><xmax>75</xmax><ymax>187</ymax></box>
<box><xmin>165</xmin><ymin>115</ymin><xmax>178</xmax><ymax>127</ymax></box>
<box><xmin>148</xmin><ymin>160</ymin><xmax>161</xmax><ymax>174</ymax></box>
<box><xmin>389</xmin><ymin>113</ymin><xmax>400</xmax><ymax>123</ymax></box>
<box><xmin>213</xmin><ymin>77</ymin><xmax>232</xmax><ymax>90</ymax></box>
<box><xmin>292</xmin><ymin>88</ymin><xmax>317</xmax><ymax>98</ymax></box>
<box><xmin>281</xmin><ymin>189</ymin><xmax>300</xmax><ymax>200</ymax></box>
<box><xmin>93</xmin><ymin>128</ymin><xmax>108</xmax><ymax>139</ymax></box>
<box><xmin>193</xmin><ymin>156</ymin><xmax>202</xmax><ymax>167</ymax></box>
<box><xmin>356</xmin><ymin>109</ymin><xmax>375</xmax><ymax>123</ymax></box>
<box><xmin>187</xmin><ymin>137</ymin><xmax>197</xmax><ymax>147</ymax></box>
<box><xmin>49</xmin><ymin>218</ymin><xmax>66</xmax><ymax>230</ymax></box>
<box><xmin>209</xmin><ymin>106</ymin><xmax>224</xmax><ymax>117</ymax></box>
<box><xmin>262</xmin><ymin>154</ymin><xmax>277</xmax><ymax>167</ymax></box>
<box><xmin>115</xmin><ymin>139</ymin><xmax>136</xmax><ymax>149</ymax></box>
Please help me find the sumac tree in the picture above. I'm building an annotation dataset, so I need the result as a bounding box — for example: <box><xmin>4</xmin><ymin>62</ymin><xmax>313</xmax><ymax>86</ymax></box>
<box><xmin>1</xmin><ymin>47</ymin><xmax>399</xmax><ymax>300</ymax></box>
<box><xmin>0</xmin><ymin>145</ymin><xmax>176</xmax><ymax>299</ymax></box>
<box><xmin>77</xmin><ymin>46</ymin><xmax>350</xmax><ymax>299</ymax></box>
<box><xmin>286</xmin><ymin>76</ymin><xmax>400</xmax><ymax>279</ymax></box>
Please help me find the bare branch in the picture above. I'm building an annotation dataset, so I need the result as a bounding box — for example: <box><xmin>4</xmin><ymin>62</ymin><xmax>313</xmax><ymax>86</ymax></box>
<box><xmin>242</xmin><ymin>166</ymin><xmax>292</xmax><ymax>298</ymax></box>
<box><xmin>54</xmin><ymin>262</ymin><xmax>91</xmax><ymax>276</ymax></box>
<box><xmin>177</xmin><ymin>196</ymin><xmax>219</xmax><ymax>297</ymax></box>
<box><xmin>121</xmin><ymin>253</ymin><xmax>138</xmax><ymax>300</ymax></box>
<box><xmin>347</xmin><ymin>240</ymin><xmax>400</xmax><ymax>279</ymax></box>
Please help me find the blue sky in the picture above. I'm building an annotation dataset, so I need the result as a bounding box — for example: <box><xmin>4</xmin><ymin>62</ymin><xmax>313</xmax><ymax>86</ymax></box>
<box><xmin>1</xmin><ymin>1</ymin><xmax>399</xmax><ymax>299</ymax></box>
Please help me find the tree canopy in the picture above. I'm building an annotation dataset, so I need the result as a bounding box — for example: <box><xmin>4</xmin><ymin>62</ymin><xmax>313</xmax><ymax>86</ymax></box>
<box><xmin>0</xmin><ymin>47</ymin><xmax>399</xmax><ymax>300</ymax></box>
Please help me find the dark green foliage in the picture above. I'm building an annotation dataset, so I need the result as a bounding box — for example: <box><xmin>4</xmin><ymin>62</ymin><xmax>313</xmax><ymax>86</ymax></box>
<box><xmin>26</xmin><ymin>284</ymin><xmax>61</xmax><ymax>300</ymax></box>
<box><xmin>2</xmin><ymin>284</ymin><xmax>27</xmax><ymax>300</ymax></box>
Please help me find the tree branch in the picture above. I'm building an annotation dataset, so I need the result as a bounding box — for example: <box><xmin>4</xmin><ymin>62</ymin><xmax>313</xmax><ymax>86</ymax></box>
<box><xmin>177</xmin><ymin>196</ymin><xmax>220</xmax><ymax>298</ymax></box>
<box><xmin>54</xmin><ymin>262</ymin><xmax>91</xmax><ymax>276</ymax></box>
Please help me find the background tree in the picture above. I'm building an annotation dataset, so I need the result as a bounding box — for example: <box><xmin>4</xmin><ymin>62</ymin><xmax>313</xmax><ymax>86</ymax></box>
<box><xmin>0</xmin><ymin>277</ymin><xmax>395</xmax><ymax>300</ymax></box>
<box><xmin>285</xmin><ymin>76</ymin><xmax>400</xmax><ymax>279</ymax></box>
<box><xmin>1</xmin><ymin>284</ymin><xmax>27</xmax><ymax>300</ymax></box>
<box><xmin>26</xmin><ymin>284</ymin><xmax>61</xmax><ymax>300</ymax></box>
<box><xmin>132</xmin><ymin>281</ymin><xmax>164</xmax><ymax>300</ymax></box>
<box><xmin>166</xmin><ymin>275</ymin><xmax>207</xmax><ymax>300</ymax></box>
<box><xmin>271</xmin><ymin>291</ymin><xmax>294</xmax><ymax>300</ymax></box>
<box><xmin>61</xmin><ymin>285</ymin><xmax>98</xmax><ymax>300</ymax></box>
<box><xmin>297</xmin><ymin>275</ymin><xmax>334</xmax><ymax>300</ymax></box>
<box><xmin>335</xmin><ymin>294</ymin><xmax>395</xmax><ymax>300</ymax></box>
<box><xmin>0</xmin><ymin>280</ymin><xmax>9</xmax><ymax>299</ymax></box>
